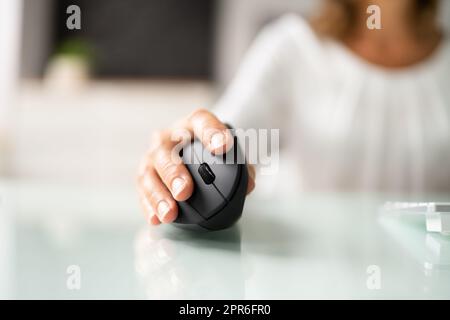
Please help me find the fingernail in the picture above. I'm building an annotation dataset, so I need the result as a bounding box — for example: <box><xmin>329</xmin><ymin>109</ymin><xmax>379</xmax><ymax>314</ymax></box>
<box><xmin>157</xmin><ymin>200</ymin><xmax>170</xmax><ymax>221</ymax></box>
<box><xmin>210</xmin><ymin>132</ymin><xmax>225</xmax><ymax>150</ymax></box>
<box><xmin>171</xmin><ymin>177</ymin><xmax>186</xmax><ymax>197</ymax></box>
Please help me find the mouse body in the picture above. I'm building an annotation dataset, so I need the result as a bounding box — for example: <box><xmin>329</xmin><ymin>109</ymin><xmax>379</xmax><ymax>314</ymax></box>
<box><xmin>173</xmin><ymin>135</ymin><xmax>248</xmax><ymax>231</ymax></box>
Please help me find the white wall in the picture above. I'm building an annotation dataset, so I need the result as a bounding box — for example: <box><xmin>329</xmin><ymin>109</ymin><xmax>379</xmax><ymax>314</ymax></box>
<box><xmin>20</xmin><ymin>0</ymin><xmax>54</xmax><ymax>78</ymax></box>
<box><xmin>0</xmin><ymin>0</ymin><xmax>22</xmax><ymax>296</ymax></box>
<box><xmin>0</xmin><ymin>0</ymin><xmax>23</xmax><ymax>128</ymax></box>
<box><xmin>0</xmin><ymin>0</ymin><xmax>23</xmax><ymax>176</ymax></box>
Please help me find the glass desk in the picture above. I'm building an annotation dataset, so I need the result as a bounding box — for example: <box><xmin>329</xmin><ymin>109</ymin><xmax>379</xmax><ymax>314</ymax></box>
<box><xmin>1</xmin><ymin>180</ymin><xmax>449</xmax><ymax>299</ymax></box>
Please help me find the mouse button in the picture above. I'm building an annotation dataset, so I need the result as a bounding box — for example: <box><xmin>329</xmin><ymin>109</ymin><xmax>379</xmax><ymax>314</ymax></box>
<box><xmin>175</xmin><ymin>202</ymin><xmax>204</xmax><ymax>224</ymax></box>
<box><xmin>198</xmin><ymin>163</ymin><xmax>215</xmax><ymax>185</ymax></box>
<box><xmin>186</xmin><ymin>162</ymin><xmax>227</xmax><ymax>219</ymax></box>
<box><xmin>193</xmin><ymin>139</ymin><xmax>241</xmax><ymax>199</ymax></box>
<box><xmin>209</xmin><ymin>163</ymin><xmax>240</xmax><ymax>201</ymax></box>
<box><xmin>180</xmin><ymin>141</ymin><xmax>200</xmax><ymax>165</ymax></box>
<box><xmin>194</xmin><ymin>143</ymin><xmax>225</xmax><ymax>165</ymax></box>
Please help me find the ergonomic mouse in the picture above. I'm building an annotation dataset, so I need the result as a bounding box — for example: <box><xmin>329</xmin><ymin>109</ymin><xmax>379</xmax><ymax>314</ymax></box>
<box><xmin>173</xmin><ymin>133</ymin><xmax>248</xmax><ymax>231</ymax></box>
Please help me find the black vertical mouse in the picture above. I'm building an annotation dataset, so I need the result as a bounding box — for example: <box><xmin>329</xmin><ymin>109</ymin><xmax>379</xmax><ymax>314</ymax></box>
<box><xmin>173</xmin><ymin>133</ymin><xmax>248</xmax><ymax>231</ymax></box>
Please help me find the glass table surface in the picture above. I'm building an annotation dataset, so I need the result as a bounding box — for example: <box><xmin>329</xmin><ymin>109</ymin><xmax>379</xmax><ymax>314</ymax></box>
<box><xmin>1</xmin><ymin>180</ymin><xmax>449</xmax><ymax>299</ymax></box>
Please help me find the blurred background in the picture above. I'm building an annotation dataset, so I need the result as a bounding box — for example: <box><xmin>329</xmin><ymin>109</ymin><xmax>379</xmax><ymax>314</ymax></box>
<box><xmin>0</xmin><ymin>0</ymin><xmax>449</xmax><ymax>209</ymax></box>
<box><xmin>1</xmin><ymin>0</ymin><xmax>321</xmax><ymax>194</ymax></box>
<box><xmin>0</xmin><ymin>0</ymin><xmax>449</xmax><ymax>218</ymax></box>
<box><xmin>0</xmin><ymin>0</ymin><xmax>323</xmax><ymax>298</ymax></box>
<box><xmin>1</xmin><ymin>0</ymin><xmax>450</xmax><ymax>300</ymax></box>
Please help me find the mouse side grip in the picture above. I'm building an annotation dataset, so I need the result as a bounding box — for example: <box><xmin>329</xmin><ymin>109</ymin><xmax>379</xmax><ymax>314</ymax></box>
<box><xmin>199</xmin><ymin>163</ymin><xmax>248</xmax><ymax>231</ymax></box>
<box><xmin>175</xmin><ymin>202</ymin><xmax>205</xmax><ymax>225</ymax></box>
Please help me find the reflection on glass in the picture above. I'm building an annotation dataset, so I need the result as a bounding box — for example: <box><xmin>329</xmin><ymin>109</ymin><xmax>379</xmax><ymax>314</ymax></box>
<box><xmin>424</xmin><ymin>233</ymin><xmax>450</xmax><ymax>273</ymax></box>
<box><xmin>134</xmin><ymin>225</ymin><xmax>245</xmax><ymax>299</ymax></box>
<box><xmin>380</xmin><ymin>214</ymin><xmax>450</xmax><ymax>296</ymax></box>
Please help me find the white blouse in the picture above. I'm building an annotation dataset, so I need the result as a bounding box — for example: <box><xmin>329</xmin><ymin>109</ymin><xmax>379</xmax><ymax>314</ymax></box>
<box><xmin>214</xmin><ymin>14</ymin><xmax>450</xmax><ymax>194</ymax></box>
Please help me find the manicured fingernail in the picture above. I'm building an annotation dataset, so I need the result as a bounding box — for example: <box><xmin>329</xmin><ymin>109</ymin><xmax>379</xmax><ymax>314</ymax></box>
<box><xmin>210</xmin><ymin>132</ymin><xmax>225</xmax><ymax>150</ymax></box>
<box><xmin>171</xmin><ymin>177</ymin><xmax>186</xmax><ymax>197</ymax></box>
<box><xmin>157</xmin><ymin>200</ymin><xmax>170</xmax><ymax>221</ymax></box>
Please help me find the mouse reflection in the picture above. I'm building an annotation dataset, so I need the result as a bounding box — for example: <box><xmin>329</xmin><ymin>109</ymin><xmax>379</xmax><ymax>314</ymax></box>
<box><xmin>380</xmin><ymin>217</ymin><xmax>450</xmax><ymax>296</ymax></box>
<box><xmin>422</xmin><ymin>233</ymin><xmax>450</xmax><ymax>296</ymax></box>
<box><xmin>133</xmin><ymin>225</ymin><xmax>246</xmax><ymax>299</ymax></box>
<box><xmin>423</xmin><ymin>233</ymin><xmax>450</xmax><ymax>274</ymax></box>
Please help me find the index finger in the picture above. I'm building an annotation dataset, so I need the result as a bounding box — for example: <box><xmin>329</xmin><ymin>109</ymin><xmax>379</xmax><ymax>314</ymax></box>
<box><xmin>181</xmin><ymin>108</ymin><xmax>234</xmax><ymax>155</ymax></box>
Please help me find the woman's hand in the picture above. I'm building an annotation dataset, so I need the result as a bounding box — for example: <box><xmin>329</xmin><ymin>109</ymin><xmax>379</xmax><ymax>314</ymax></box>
<box><xmin>137</xmin><ymin>108</ymin><xmax>256</xmax><ymax>226</ymax></box>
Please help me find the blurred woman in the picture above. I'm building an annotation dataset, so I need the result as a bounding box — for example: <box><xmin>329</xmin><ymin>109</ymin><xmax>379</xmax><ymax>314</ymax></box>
<box><xmin>138</xmin><ymin>0</ymin><xmax>450</xmax><ymax>225</ymax></box>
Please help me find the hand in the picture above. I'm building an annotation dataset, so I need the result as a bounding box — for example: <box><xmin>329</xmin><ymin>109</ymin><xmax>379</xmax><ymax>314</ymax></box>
<box><xmin>137</xmin><ymin>108</ymin><xmax>256</xmax><ymax>226</ymax></box>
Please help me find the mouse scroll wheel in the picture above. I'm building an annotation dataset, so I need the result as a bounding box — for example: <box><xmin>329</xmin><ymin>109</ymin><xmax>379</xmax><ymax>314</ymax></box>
<box><xmin>198</xmin><ymin>163</ymin><xmax>216</xmax><ymax>185</ymax></box>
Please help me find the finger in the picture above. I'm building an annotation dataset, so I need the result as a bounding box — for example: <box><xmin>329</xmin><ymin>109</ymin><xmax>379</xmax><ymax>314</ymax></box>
<box><xmin>151</xmin><ymin>145</ymin><xmax>194</xmax><ymax>202</ymax></box>
<box><xmin>246</xmin><ymin>164</ymin><xmax>256</xmax><ymax>195</ymax></box>
<box><xmin>186</xmin><ymin>108</ymin><xmax>234</xmax><ymax>155</ymax></box>
<box><xmin>140</xmin><ymin>168</ymin><xmax>178</xmax><ymax>224</ymax></box>
<box><xmin>137</xmin><ymin>156</ymin><xmax>161</xmax><ymax>225</ymax></box>
<box><xmin>139</xmin><ymin>194</ymin><xmax>161</xmax><ymax>226</ymax></box>
<box><xmin>149</xmin><ymin>214</ymin><xmax>161</xmax><ymax>225</ymax></box>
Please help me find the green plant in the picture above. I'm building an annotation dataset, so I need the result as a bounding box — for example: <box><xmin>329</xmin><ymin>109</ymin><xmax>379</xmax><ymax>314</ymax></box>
<box><xmin>54</xmin><ymin>37</ymin><xmax>95</xmax><ymax>65</ymax></box>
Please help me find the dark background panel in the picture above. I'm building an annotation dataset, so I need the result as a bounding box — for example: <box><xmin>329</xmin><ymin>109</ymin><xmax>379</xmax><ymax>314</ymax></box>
<box><xmin>54</xmin><ymin>0</ymin><xmax>216</xmax><ymax>79</ymax></box>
